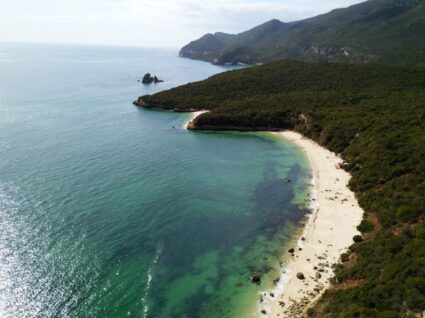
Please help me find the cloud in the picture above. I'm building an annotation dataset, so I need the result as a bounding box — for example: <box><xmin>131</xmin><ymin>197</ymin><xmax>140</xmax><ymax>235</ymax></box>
<box><xmin>109</xmin><ymin>0</ymin><xmax>366</xmax><ymax>36</ymax></box>
<box><xmin>0</xmin><ymin>0</ymin><xmax>365</xmax><ymax>47</ymax></box>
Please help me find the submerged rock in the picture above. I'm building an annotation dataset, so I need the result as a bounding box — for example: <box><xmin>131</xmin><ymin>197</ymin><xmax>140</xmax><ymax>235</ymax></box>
<box><xmin>251</xmin><ymin>275</ymin><xmax>261</xmax><ymax>284</ymax></box>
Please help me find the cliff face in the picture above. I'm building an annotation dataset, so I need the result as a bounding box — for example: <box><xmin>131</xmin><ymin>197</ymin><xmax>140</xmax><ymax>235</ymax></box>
<box><xmin>180</xmin><ymin>0</ymin><xmax>425</xmax><ymax>66</ymax></box>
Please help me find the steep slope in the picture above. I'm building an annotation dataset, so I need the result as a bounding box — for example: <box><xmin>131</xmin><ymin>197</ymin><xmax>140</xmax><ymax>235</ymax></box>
<box><xmin>179</xmin><ymin>0</ymin><xmax>425</xmax><ymax>65</ymax></box>
<box><xmin>180</xmin><ymin>19</ymin><xmax>289</xmax><ymax>65</ymax></box>
<box><xmin>135</xmin><ymin>61</ymin><xmax>425</xmax><ymax>317</ymax></box>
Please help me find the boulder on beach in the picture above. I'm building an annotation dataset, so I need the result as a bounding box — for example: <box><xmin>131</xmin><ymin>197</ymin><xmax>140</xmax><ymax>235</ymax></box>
<box><xmin>353</xmin><ymin>235</ymin><xmax>363</xmax><ymax>243</ymax></box>
<box><xmin>296</xmin><ymin>272</ymin><xmax>305</xmax><ymax>280</ymax></box>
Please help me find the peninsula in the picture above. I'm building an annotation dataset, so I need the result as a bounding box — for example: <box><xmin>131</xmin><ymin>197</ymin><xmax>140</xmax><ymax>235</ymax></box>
<box><xmin>135</xmin><ymin>59</ymin><xmax>425</xmax><ymax>317</ymax></box>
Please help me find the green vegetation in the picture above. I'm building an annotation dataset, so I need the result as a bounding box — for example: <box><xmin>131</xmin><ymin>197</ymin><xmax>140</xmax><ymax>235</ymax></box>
<box><xmin>138</xmin><ymin>60</ymin><xmax>425</xmax><ymax>317</ymax></box>
<box><xmin>180</xmin><ymin>0</ymin><xmax>425</xmax><ymax>66</ymax></box>
<box><xmin>357</xmin><ymin>219</ymin><xmax>375</xmax><ymax>233</ymax></box>
<box><xmin>353</xmin><ymin>235</ymin><xmax>363</xmax><ymax>243</ymax></box>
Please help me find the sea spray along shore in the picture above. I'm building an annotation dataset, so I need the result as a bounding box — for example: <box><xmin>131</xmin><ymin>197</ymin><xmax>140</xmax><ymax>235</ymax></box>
<box><xmin>185</xmin><ymin>112</ymin><xmax>364</xmax><ymax>317</ymax></box>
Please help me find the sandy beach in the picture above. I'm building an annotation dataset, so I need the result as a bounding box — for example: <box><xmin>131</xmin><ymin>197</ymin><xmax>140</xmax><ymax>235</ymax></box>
<box><xmin>184</xmin><ymin>110</ymin><xmax>208</xmax><ymax>129</ymax></box>
<box><xmin>258</xmin><ymin>131</ymin><xmax>364</xmax><ymax>317</ymax></box>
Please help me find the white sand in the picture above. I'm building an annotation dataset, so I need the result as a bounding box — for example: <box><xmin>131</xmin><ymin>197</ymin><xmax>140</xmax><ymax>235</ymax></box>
<box><xmin>184</xmin><ymin>110</ymin><xmax>208</xmax><ymax>129</ymax></box>
<box><xmin>257</xmin><ymin>131</ymin><xmax>364</xmax><ymax>317</ymax></box>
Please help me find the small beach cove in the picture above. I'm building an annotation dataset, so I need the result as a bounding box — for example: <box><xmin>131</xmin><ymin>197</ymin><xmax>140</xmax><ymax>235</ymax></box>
<box><xmin>186</xmin><ymin>113</ymin><xmax>364</xmax><ymax>317</ymax></box>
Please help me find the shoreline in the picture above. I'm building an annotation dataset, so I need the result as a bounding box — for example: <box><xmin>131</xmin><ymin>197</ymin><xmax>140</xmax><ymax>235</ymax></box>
<box><xmin>184</xmin><ymin>113</ymin><xmax>364</xmax><ymax>317</ymax></box>
<box><xmin>184</xmin><ymin>110</ymin><xmax>208</xmax><ymax>129</ymax></box>
<box><xmin>262</xmin><ymin>131</ymin><xmax>363</xmax><ymax>317</ymax></box>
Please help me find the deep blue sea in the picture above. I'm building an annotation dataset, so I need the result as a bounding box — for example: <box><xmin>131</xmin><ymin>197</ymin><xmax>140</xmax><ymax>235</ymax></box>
<box><xmin>0</xmin><ymin>43</ymin><xmax>311</xmax><ymax>317</ymax></box>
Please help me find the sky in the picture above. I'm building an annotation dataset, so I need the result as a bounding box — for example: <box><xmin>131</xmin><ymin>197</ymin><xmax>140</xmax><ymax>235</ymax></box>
<box><xmin>0</xmin><ymin>0</ymin><xmax>365</xmax><ymax>48</ymax></box>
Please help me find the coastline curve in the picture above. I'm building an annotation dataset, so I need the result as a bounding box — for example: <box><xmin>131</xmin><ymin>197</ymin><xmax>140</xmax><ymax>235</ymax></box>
<box><xmin>185</xmin><ymin>112</ymin><xmax>364</xmax><ymax>318</ymax></box>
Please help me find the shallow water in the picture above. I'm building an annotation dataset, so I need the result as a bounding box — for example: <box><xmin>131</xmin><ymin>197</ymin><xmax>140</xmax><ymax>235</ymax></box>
<box><xmin>0</xmin><ymin>43</ymin><xmax>311</xmax><ymax>317</ymax></box>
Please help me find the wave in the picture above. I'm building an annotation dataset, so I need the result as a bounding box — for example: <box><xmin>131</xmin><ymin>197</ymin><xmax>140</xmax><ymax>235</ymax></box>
<box><xmin>258</xmin><ymin>175</ymin><xmax>318</xmax><ymax>317</ymax></box>
<box><xmin>142</xmin><ymin>243</ymin><xmax>163</xmax><ymax>318</ymax></box>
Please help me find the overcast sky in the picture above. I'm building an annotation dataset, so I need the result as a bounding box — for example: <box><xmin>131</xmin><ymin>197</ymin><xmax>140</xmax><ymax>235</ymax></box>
<box><xmin>0</xmin><ymin>0</ymin><xmax>365</xmax><ymax>48</ymax></box>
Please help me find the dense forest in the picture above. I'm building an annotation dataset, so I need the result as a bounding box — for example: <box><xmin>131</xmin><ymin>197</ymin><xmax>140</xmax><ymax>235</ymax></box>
<box><xmin>180</xmin><ymin>0</ymin><xmax>425</xmax><ymax>66</ymax></box>
<box><xmin>135</xmin><ymin>61</ymin><xmax>425</xmax><ymax>317</ymax></box>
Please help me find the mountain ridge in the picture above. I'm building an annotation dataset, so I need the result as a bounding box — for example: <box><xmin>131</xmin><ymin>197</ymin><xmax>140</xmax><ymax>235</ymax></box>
<box><xmin>179</xmin><ymin>0</ymin><xmax>425</xmax><ymax>65</ymax></box>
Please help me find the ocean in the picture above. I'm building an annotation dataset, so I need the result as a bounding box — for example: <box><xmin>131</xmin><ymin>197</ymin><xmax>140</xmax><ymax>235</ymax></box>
<box><xmin>0</xmin><ymin>43</ymin><xmax>311</xmax><ymax>317</ymax></box>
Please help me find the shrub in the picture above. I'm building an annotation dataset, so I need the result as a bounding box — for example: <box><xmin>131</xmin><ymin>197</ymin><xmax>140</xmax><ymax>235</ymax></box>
<box><xmin>307</xmin><ymin>308</ymin><xmax>316</xmax><ymax>316</ymax></box>
<box><xmin>396</xmin><ymin>206</ymin><xmax>418</xmax><ymax>222</ymax></box>
<box><xmin>353</xmin><ymin>235</ymin><xmax>363</xmax><ymax>243</ymax></box>
<box><xmin>341</xmin><ymin>252</ymin><xmax>350</xmax><ymax>262</ymax></box>
<box><xmin>376</xmin><ymin>311</ymin><xmax>400</xmax><ymax>318</ymax></box>
<box><xmin>357</xmin><ymin>220</ymin><xmax>374</xmax><ymax>233</ymax></box>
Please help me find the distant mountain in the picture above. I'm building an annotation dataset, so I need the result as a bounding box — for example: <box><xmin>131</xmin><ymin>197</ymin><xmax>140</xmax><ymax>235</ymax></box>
<box><xmin>180</xmin><ymin>0</ymin><xmax>425</xmax><ymax>65</ymax></box>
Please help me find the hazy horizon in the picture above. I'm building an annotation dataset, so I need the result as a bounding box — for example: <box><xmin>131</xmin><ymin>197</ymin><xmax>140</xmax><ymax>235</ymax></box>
<box><xmin>1</xmin><ymin>0</ymin><xmax>365</xmax><ymax>48</ymax></box>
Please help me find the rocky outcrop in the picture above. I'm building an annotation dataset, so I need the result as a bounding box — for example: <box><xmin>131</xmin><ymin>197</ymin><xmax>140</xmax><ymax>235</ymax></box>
<box><xmin>133</xmin><ymin>98</ymin><xmax>165</xmax><ymax>108</ymax></box>
<box><xmin>141</xmin><ymin>73</ymin><xmax>164</xmax><ymax>84</ymax></box>
<box><xmin>187</xmin><ymin>124</ymin><xmax>283</xmax><ymax>132</ymax></box>
<box><xmin>132</xmin><ymin>98</ymin><xmax>200</xmax><ymax>113</ymax></box>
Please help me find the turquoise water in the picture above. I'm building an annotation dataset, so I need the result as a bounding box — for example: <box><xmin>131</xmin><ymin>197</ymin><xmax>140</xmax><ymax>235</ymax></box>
<box><xmin>0</xmin><ymin>43</ymin><xmax>311</xmax><ymax>317</ymax></box>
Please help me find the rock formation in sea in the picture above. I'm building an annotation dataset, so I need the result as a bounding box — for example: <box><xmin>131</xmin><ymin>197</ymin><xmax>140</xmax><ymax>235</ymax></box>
<box><xmin>142</xmin><ymin>73</ymin><xmax>164</xmax><ymax>84</ymax></box>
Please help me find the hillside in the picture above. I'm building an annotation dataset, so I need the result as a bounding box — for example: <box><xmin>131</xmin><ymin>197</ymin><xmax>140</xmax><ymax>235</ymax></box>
<box><xmin>135</xmin><ymin>61</ymin><xmax>425</xmax><ymax>317</ymax></box>
<box><xmin>179</xmin><ymin>0</ymin><xmax>425</xmax><ymax>66</ymax></box>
